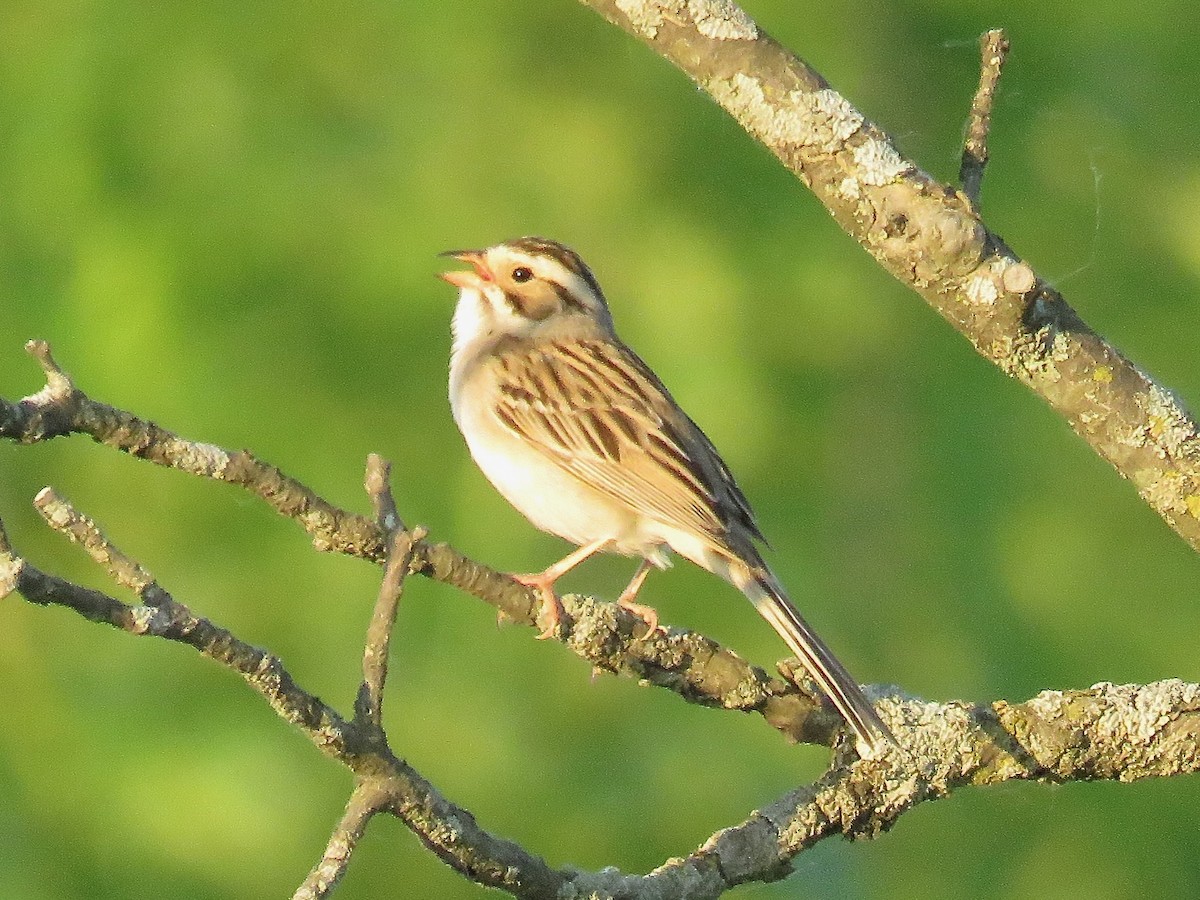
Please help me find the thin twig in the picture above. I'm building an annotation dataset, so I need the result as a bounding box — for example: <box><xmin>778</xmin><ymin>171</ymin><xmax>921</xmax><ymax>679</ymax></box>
<box><xmin>960</xmin><ymin>28</ymin><xmax>1010</xmax><ymax>205</ymax></box>
<box><xmin>1</xmin><ymin>341</ymin><xmax>388</xmax><ymax>560</ymax></box>
<box><xmin>356</xmin><ymin>454</ymin><xmax>420</xmax><ymax>729</ymax></box>
<box><xmin>356</xmin><ymin>525</ymin><xmax>426</xmax><ymax>730</ymax></box>
<box><xmin>293</xmin><ymin>781</ymin><xmax>389</xmax><ymax>899</ymax></box>
<box><xmin>364</xmin><ymin>453</ymin><xmax>404</xmax><ymax>532</ymax></box>
<box><xmin>307</xmin><ymin>457</ymin><xmax>424</xmax><ymax>887</ymax></box>
<box><xmin>24</xmin><ymin>491</ymin><xmax>359</xmax><ymax>758</ymax></box>
<box><xmin>33</xmin><ymin>486</ymin><xmax>170</xmax><ymax>606</ymax></box>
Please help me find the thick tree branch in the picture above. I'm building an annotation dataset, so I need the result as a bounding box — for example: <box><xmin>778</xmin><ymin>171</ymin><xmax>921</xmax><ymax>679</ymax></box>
<box><xmin>577</xmin><ymin>1</ymin><xmax>1200</xmax><ymax>554</ymax></box>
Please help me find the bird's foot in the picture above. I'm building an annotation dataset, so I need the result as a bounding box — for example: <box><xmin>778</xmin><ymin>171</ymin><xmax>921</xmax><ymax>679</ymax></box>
<box><xmin>616</xmin><ymin>596</ymin><xmax>660</xmax><ymax>640</ymax></box>
<box><xmin>512</xmin><ymin>571</ymin><xmax>565</xmax><ymax>639</ymax></box>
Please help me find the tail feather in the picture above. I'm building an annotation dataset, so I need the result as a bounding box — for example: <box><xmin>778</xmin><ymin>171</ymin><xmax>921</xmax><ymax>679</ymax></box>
<box><xmin>747</xmin><ymin>571</ymin><xmax>893</xmax><ymax>757</ymax></box>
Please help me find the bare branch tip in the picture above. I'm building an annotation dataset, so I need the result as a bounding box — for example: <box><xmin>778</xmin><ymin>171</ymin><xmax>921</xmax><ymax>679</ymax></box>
<box><xmin>33</xmin><ymin>487</ymin><xmax>84</xmax><ymax>538</ymax></box>
<box><xmin>959</xmin><ymin>28</ymin><xmax>1011</xmax><ymax>207</ymax></box>
<box><xmin>25</xmin><ymin>339</ymin><xmax>62</xmax><ymax>376</ymax></box>
<box><xmin>32</xmin><ymin>486</ymin><xmax>69</xmax><ymax>528</ymax></box>
<box><xmin>24</xmin><ymin>338</ymin><xmax>52</xmax><ymax>363</ymax></box>
<box><xmin>32</xmin><ymin>487</ymin><xmax>158</xmax><ymax>595</ymax></box>
<box><xmin>364</xmin><ymin>453</ymin><xmax>403</xmax><ymax>532</ymax></box>
<box><xmin>0</xmin><ymin>564</ymin><xmax>20</xmax><ymax>601</ymax></box>
<box><xmin>22</xmin><ymin>339</ymin><xmax>76</xmax><ymax>403</ymax></box>
<box><xmin>982</xmin><ymin>28</ymin><xmax>1010</xmax><ymax>59</ymax></box>
<box><xmin>364</xmin><ymin>453</ymin><xmax>391</xmax><ymax>493</ymax></box>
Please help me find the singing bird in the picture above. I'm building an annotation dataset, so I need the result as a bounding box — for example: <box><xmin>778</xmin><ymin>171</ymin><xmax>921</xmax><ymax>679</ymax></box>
<box><xmin>441</xmin><ymin>237</ymin><xmax>892</xmax><ymax>757</ymax></box>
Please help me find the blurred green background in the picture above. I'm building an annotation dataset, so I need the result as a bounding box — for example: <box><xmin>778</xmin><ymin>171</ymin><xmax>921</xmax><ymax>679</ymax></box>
<box><xmin>2</xmin><ymin>0</ymin><xmax>1199</xmax><ymax>897</ymax></box>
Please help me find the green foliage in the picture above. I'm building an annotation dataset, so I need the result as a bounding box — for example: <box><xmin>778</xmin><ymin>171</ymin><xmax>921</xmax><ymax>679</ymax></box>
<box><xmin>2</xmin><ymin>1</ymin><xmax>1199</xmax><ymax>897</ymax></box>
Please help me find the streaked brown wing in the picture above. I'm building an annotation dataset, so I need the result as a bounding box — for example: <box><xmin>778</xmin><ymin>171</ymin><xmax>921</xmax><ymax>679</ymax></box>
<box><xmin>491</xmin><ymin>338</ymin><xmax>764</xmax><ymax>545</ymax></box>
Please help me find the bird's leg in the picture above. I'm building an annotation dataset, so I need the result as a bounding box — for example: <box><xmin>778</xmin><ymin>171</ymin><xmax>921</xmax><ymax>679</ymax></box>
<box><xmin>513</xmin><ymin>538</ymin><xmax>610</xmax><ymax>639</ymax></box>
<box><xmin>616</xmin><ymin>558</ymin><xmax>659</xmax><ymax>638</ymax></box>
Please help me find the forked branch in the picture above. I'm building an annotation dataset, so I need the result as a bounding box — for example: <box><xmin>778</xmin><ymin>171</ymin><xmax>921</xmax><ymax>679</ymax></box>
<box><xmin>4</xmin><ymin>344</ymin><xmax>1200</xmax><ymax>899</ymax></box>
<box><xmin>0</xmin><ymin>340</ymin><xmax>842</xmax><ymax>745</ymax></box>
<box><xmin>4</xmin><ymin>3</ymin><xmax>1200</xmax><ymax>894</ymax></box>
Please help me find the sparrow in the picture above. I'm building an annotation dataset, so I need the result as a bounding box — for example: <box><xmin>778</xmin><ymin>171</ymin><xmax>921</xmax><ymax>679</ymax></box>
<box><xmin>439</xmin><ymin>236</ymin><xmax>893</xmax><ymax>757</ymax></box>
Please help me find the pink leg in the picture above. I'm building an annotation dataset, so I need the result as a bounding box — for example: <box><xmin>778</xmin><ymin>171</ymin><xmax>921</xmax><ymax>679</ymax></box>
<box><xmin>616</xmin><ymin>558</ymin><xmax>660</xmax><ymax>638</ymax></box>
<box><xmin>513</xmin><ymin>538</ymin><xmax>610</xmax><ymax>639</ymax></box>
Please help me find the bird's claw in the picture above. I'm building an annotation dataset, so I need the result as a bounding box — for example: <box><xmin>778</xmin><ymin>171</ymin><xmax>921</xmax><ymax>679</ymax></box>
<box><xmin>616</xmin><ymin>597</ymin><xmax>660</xmax><ymax>640</ymax></box>
<box><xmin>512</xmin><ymin>572</ymin><xmax>565</xmax><ymax>639</ymax></box>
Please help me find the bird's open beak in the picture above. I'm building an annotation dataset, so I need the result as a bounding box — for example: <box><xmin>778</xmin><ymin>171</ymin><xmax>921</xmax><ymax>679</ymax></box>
<box><xmin>438</xmin><ymin>249</ymin><xmax>491</xmax><ymax>289</ymax></box>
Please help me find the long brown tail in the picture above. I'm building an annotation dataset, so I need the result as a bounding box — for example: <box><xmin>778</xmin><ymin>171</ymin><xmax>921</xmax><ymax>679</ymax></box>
<box><xmin>745</xmin><ymin>570</ymin><xmax>893</xmax><ymax>757</ymax></box>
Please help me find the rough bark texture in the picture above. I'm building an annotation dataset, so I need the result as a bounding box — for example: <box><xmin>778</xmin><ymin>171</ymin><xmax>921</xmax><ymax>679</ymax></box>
<box><xmin>4</xmin><ymin>3</ymin><xmax>1200</xmax><ymax>895</ymax></box>
<box><xmin>581</xmin><ymin>0</ymin><xmax>1200</xmax><ymax>553</ymax></box>
<box><xmin>4</xmin><ymin>338</ymin><xmax>1199</xmax><ymax>898</ymax></box>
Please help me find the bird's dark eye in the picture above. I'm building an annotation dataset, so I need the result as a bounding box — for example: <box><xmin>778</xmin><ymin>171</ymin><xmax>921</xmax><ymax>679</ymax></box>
<box><xmin>511</xmin><ymin>266</ymin><xmax>533</xmax><ymax>283</ymax></box>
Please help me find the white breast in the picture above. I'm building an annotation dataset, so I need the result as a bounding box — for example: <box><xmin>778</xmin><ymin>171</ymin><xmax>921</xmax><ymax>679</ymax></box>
<box><xmin>454</xmin><ymin>370</ymin><xmax>651</xmax><ymax>552</ymax></box>
<box><xmin>449</xmin><ymin>292</ymin><xmax>664</xmax><ymax>561</ymax></box>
